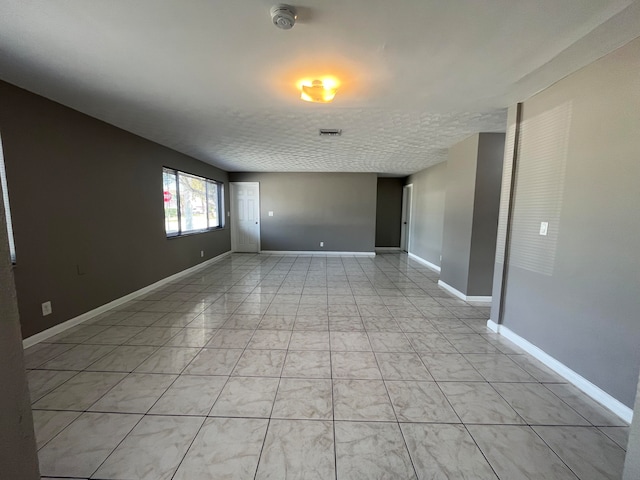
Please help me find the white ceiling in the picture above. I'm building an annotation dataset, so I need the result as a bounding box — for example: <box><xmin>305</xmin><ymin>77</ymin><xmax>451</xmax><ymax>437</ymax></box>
<box><xmin>1</xmin><ymin>1</ymin><xmax>639</xmax><ymax>175</ymax></box>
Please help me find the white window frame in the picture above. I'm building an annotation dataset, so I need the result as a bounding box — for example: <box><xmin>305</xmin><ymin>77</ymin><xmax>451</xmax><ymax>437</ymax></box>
<box><xmin>163</xmin><ymin>167</ymin><xmax>224</xmax><ymax>237</ymax></box>
<box><xmin>0</xmin><ymin>133</ymin><xmax>16</xmax><ymax>263</ymax></box>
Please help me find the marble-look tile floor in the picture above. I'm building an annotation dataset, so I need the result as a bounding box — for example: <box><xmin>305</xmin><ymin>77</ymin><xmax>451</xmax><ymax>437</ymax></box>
<box><xmin>26</xmin><ymin>253</ymin><xmax>629</xmax><ymax>480</ymax></box>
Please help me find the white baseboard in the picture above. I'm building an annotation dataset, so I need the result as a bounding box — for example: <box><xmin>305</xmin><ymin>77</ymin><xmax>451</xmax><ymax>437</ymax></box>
<box><xmin>485</xmin><ymin>320</ymin><xmax>633</xmax><ymax>423</ymax></box>
<box><xmin>260</xmin><ymin>250</ymin><xmax>375</xmax><ymax>257</ymax></box>
<box><xmin>23</xmin><ymin>251</ymin><xmax>233</xmax><ymax>349</ymax></box>
<box><xmin>437</xmin><ymin>280</ymin><xmax>465</xmax><ymax>299</ymax></box>
<box><xmin>375</xmin><ymin>247</ymin><xmax>402</xmax><ymax>252</ymax></box>
<box><xmin>407</xmin><ymin>252</ymin><xmax>441</xmax><ymax>273</ymax></box>
<box><xmin>466</xmin><ymin>295</ymin><xmax>492</xmax><ymax>302</ymax></box>
<box><xmin>437</xmin><ymin>280</ymin><xmax>492</xmax><ymax>303</ymax></box>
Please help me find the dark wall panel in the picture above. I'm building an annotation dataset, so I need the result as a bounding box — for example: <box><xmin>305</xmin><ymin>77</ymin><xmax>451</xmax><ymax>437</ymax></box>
<box><xmin>0</xmin><ymin>80</ymin><xmax>231</xmax><ymax>338</ymax></box>
<box><xmin>375</xmin><ymin>177</ymin><xmax>403</xmax><ymax>247</ymax></box>
<box><xmin>468</xmin><ymin>133</ymin><xmax>504</xmax><ymax>296</ymax></box>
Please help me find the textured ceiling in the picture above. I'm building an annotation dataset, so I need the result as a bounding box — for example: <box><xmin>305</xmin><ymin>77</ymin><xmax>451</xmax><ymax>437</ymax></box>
<box><xmin>0</xmin><ymin>1</ymin><xmax>638</xmax><ymax>175</ymax></box>
<box><xmin>172</xmin><ymin>108</ymin><xmax>508</xmax><ymax>174</ymax></box>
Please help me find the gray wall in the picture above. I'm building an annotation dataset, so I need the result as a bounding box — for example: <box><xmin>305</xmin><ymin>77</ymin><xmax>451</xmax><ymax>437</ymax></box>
<box><xmin>495</xmin><ymin>37</ymin><xmax>640</xmax><ymax>407</ymax></box>
<box><xmin>229</xmin><ymin>172</ymin><xmax>377</xmax><ymax>252</ymax></box>
<box><xmin>0</xmin><ymin>175</ymin><xmax>39</xmax><ymax>478</ymax></box>
<box><xmin>440</xmin><ymin>135</ymin><xmax>479</xmax><ymax>292</ymax></box>
<box><xmin>406</xmin><ymin>162</ymin><xmax>447</xmax><ymax>267</ymax></box>
<box><xmin>0</xmin><ymin>80</ymin><xmax>231</xmax><ymax>338</ymax></box>
<box><xmin>375</xmin><ymin>177</ymin><xmax>403</xmax><ymax>247</ymax></box>
<box><xmin>467</xmin><ymin>133</ymin><xmax>505</xmax><ymax>296</ymax></box>
<box><xmin>490</xmin><ymin>105</ymin><xmax>518</xmax><ymax>324</ymax></box>
<box><xmin>440</xmin><ymin>133</ymin><xmax>504</xmax><ymax>296</ymax></box>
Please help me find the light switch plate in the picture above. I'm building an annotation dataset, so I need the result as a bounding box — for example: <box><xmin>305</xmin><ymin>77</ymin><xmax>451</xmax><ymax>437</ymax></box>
<box><xmin>539</xmin><ymin>222</ymin><xmax>549</xmax><ymax>236</ymax></box>
<box><xmin>42</xmin><ymin>301</ymin><xmax>52</xmax><ymax>316</ymax></box>
<box><xmin>268</xmin><ymin>211</ymin><xmax>274</xmax><ymax>216</ymax></box>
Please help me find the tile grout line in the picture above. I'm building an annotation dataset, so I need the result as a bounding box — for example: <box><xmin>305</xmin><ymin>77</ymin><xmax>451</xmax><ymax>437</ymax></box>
<box><xmin>364</xmin><ymin>326</ymin><xmax>421</xmax><ymax>480</ymax></box>
<box><xmin>250</xmin><ymin>255</ymin><xmax>300</xmax><ymax>480</ymax></box>
<box><xmin>527</xmin><ymin>426</ymin><xmax>582</xmax><ymax>480</ymax></box>
<box><xmin>84</xmin><ymin>265</ymin><xmax>239</xmax><ymax>479</ymax></box>
<box><xmin>331</xmin><ymin>259</ymin><xmax>339</xmax><ymax>480</ymax></box>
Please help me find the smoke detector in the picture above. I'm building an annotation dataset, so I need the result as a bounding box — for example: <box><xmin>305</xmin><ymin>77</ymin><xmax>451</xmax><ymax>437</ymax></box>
<box><xmin>270</xmin><ymin>4</ymin><xmax>297</xmax><ymax>30</ymax></box>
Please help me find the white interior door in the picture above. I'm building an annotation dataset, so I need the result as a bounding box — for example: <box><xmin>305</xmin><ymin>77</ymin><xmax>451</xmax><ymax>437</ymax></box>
<box><xmin>400</xmin><ymin>184</ymin><xmax>413</xmax><ymax>252</ymax></box>
<box><xmin>231</xmin><ymin>182</ymin><xmax>260</xmax><ymax>253</ymax></box>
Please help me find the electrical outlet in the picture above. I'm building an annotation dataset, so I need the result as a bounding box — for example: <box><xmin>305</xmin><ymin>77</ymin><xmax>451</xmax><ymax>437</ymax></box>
<box><xmin>268</xmin><ymin>211</ymin><xmax>274</xmax><ymax>217</ymax></box>
<box><xmin>320</xmin><ymin>241</ymin><xmax>324</xmax><ymax>247</ymax></box>
<box><xmin>42</xmin><ymin>301</ymin><xmax>52</xmax><ymax>316</ymax></box>
<box><xmin>200</xmin><ymin>250</ymin><xmax>204</xmax><ymax>257</ymax></box>
<box><xmin>539</xmin><ymin>222</ymin><xmax>549</xmax><ymax>236</ymax></box>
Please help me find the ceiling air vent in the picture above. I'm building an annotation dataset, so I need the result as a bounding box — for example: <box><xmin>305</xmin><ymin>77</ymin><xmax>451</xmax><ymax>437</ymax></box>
<box><xmin>319</xmin><ymin>129</ymin><xmax>342</xmax><ymax>137</ymax></box>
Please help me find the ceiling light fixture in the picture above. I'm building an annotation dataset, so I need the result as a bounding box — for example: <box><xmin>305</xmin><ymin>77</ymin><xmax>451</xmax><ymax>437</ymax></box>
<box><xmin>300</xmin><ymin>79</ymin><xmax>338</xmax><ymax>103</ymax></box>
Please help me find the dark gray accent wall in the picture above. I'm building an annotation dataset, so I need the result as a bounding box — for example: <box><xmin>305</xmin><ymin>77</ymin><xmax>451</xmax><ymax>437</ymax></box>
<box><xmin>495</xmin><ymin>37</ymin><xmax>640</xmax><ymax>407</ymax></box>
<box><xmin>406</xmin><ymin>162</ymin><xmax>447</xmax><ymax>267</ymax></box>
<box><xmin>0</xmin><ymin>80</ymin><xmax>231</xmax><ymax>338</ymax></box>
<box><xmin>467</xmin><ymin>133</ymin><xmax>505</xmax><ymax>296</ymax></box>
<box><xmin>0</xmin><ymin>176</ymin><xmax>39</xmax><ymax>478</ymax></box>
<box><xmin>440</xmin><ymin>133</ymin><xmax>505</xmax><ymax>296</ymax></box>
<box><xmin>375</xmin><ymin>177</ymin><xmax>403</xmax><ymax>247</ymax></box>
<box><xmin>229</xmin><ymin>173</ymin><xmax>377</xmax><ymax>252</ymax></box>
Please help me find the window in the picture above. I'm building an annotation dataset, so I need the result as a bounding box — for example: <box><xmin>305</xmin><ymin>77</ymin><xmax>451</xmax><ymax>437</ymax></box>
<box><xmin>0</xmin><ymin>133</ymin><xmax>16</xmax><ymax>263</ymax></box>
<box><xmin>162</xmin><ymin>167</ymin><xmax>224</xmax><ymax>237</ymax></box>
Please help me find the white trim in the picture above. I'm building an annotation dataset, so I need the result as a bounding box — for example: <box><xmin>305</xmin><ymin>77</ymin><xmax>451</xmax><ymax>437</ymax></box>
<box><xmin>375</xmin><ymin>247</ymin><xmax>402</xmax><ymax>252</ymax></box>
<box><xmin>400</xmin><ymin>184</ymin><xmax>413</xmax><ymax>252</ymax></box>
<box><xmin>260</xmin><ymin>250</ymin><xmax>375</xmax><ymax>257</ymax></box>
<box><xmin>23</xmin><ymin>251</ymin><xmax>233</xmax><ymax>349</ymax></box>
<box><xmin>486</xmin><ymin>319</ymin><xmax>500</xmax><ymax>333</ymax></box>
<box><xmin>437</xmin><ymin>280</ymin><xmax>492</xmax><ymax>303</ymax></box>
<box><xmin>485</xmin><ymin>320</ymin><xmax>633</xmax><ymax>423</ymax></box>
<box><xmin>465</xmin><ymin>295</ymin><xmax>492</xmax><ymax>302</ymax></box>
<box><xmin>437</xmin><ymin>279</ymin><xmax>467</xmax><ymax>299</ymax></box>
<box><xmin>407</xmin><ymin>252</ymin><xmax>441</xmax><ymax>273</ymax></box>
